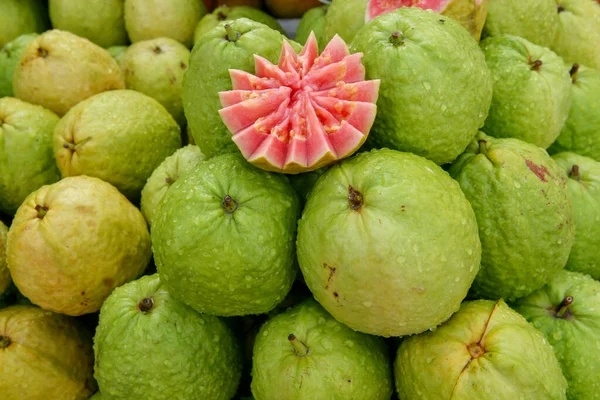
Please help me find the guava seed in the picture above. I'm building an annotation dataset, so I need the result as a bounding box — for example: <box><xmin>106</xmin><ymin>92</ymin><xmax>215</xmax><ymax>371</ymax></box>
<box><xmin>138</xmin><ymin>297</ymin><xmax>154</xmax><ymax>312</ymax></box>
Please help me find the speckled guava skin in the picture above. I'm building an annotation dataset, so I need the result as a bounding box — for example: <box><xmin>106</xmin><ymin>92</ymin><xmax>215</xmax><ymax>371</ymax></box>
<box><xmin>0</xmin><ymin>305</ymin><xmax>97</xmax><ymax>400</ymax></box>
<box><xmin>395</xmin><ymin>299</ymin><xmax>567</xmax><ymax>399</ymax></box>
<box><xmin>296</xmin><ymin>148</ymin><xmax>481</xmax><ymax>337</ymax></box>
<box><xmin>480</xmin><ymin>35</ymin><xmax>572</xmax><ymax>149</ymax></box>
<box><xmin>551</xmin><ymin>152</ymin><xmax>600</xmax><ymax>279</ymax></box>
<box><xmin>513</xmin><ymin>270</ymin><xmax>600</xmax><ymax>400</ymax></box>
<box><xmin>93</xmin><ymin>274</ymin><xmax>242</xmax><ymax>400</ymax></box>
<box><xmin>350</xmin><ymin>8</ymin><xmax>493</xmax><ymax>165</ymax></box>
<box><xmin>449</xmin><ymin>132</ymin><xmax>575</xmax><ymax>301</ymax></box>
<box><xmin>251</xmin><ymin>298</ymin><xmax>394</xmax><ymax>400</ymax></box>
<box><xmin>153</xmin><ymin>153</ymin><xmax>300</xmax><ymax>317</ymax></box>
<box><xmin>0</xmin><ymin>221</ymin><xmax>9</xmax><ymax>296</ymax></box>
<box><xmin>0</xmin><ymin>33</ymin><xmax>38</xmax><ymax>98</ymax></box>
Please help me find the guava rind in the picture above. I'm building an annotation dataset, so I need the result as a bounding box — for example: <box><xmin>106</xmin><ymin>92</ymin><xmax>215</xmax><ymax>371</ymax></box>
<box><xmin>107</xmin><ymin>45</ymin><xmax>128</xmax><ymax>63</ymax></box>
<box><xmin>0</xmin><ymin>221</ymin><xmax>9</xmax><ymax>295</ymax></box>
<box><xmin>0</xmin><ymin>33</ymin><xmax>38</xmax><ymax>98</ymax></box>
<box><xmin>0</xmin><ymin>0</ymin><xmax>50</xmax><ymax>48</ymax></box>
<box><xmin>295</xmin><ymin>5</ymin><xmax>328</xmax><ymax>49</ymax></box>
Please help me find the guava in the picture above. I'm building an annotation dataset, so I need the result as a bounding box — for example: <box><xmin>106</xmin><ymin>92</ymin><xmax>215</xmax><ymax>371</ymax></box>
<box><xmin>7</xmin><ymin>176</ymin><xmax>151</xmax><ymax>316</ymax></box>
<box><xmin>395</xmin><ymin>299</ymin><xmax>567</xmax><ymax>399</ymax></box>
<box><xmin>297</xmin><ymin>148</ymin><xmax>482</xmax><ymax>337</ymax></box>
<box><xmin>553</xmin><ymin>0</ymin><xmax>600</xmax><ymax>70</ymax></box>
<box><xmin>152</xmin><ymin>153</ymin><xmax>300</xmax><ymax>317</ymax></box>
<box><xmin>295</xmin><ymin>5</ymin><xmax>328</xmax><ymax>49</ymax></box>
<box><xmin>124</xmin><ymin>0</ymin><xmax>208</xmax><ymax>48</ymax></box>
<box><xmin>265</xmin><ymin>0</ymin><xmax>323</xmax><ymax>18</ymax></box>
<box><xmin>140</xmin><ymin>144</ymin><xmax>206</xmax><ymax>227</ymax></box>
<box><xmin>449</xmin><ymin>132</ymin><xmax>574</xmax><ymax>301</ymax></box>
<box><xmin>551</xmin><ymin>152</ymin><xmax>600</xmax><ymax>279</ymax></box>
<box><xmin>513</xmin><ymin>270</ymin><xmax>600</xmax><ymax>400</ymax></box>
<box><xmin>481</xmin><ymin>0</ymin><xmax>558</xmax><ymax>47</ymax></box>
<box><xmin>549</xmin><ymin>64</ymin><xmax>600</xmax><ymax>161</ymax></box>
<box><xmin>107</xmin><ymin>45</ymin><xmax>128</xmax><ymax>63</ymax></box>
<box><xmin>183</xmin><ymin>18</ymin><xmax>300</xmax><ymax>158</ymax></box>
<box><xmin>53</xmin><ymin>90</ymin><xmax>182</xmax><ymax>203</ymax></box>
<box><xmin>0</xmin><ymin>97</ymin><xmax>60</xmax><ymax>215</ymax></box>
<box><xmin>349</xmin><ymin>7</ymin><xmax>493</xmax><ymax>165</ymax></box>
<box><xmin>218</xmin><ymin>33</ymin><xmax>380</xmax><ymax>173</ymax></box>
<box><xmin>93</xmin><ymin>274</ymin><xmax>242</xmax><ymax>400</ymax></box>
<box><xmin>193</xmin><ymin>5</ymin><xmax>285</xmax><ymax>43</ymax></box>
<box><xmin>0</xmin><ymin>221</ymin><xmax>8</xmax><ymax>296</ymax></box>
<box><xmin>13</xmin><ymin>29</ymin><xmax>124</xmax><ymax>116</ymax></box>
<box><xmin>0</xmin><ymin>0</ymin><xmax>50</xmax><ymax>48</ymax></box>
<box><xmin>120</xmin><ymin>38</ymin><xmax>190</xmax><ymax>126</ymax></box>
<box><xmin>480</xmin><ymin>35</ymin><xmax>572</xmax><ymax>149</ymax></box>
<box><xmin>49</xmin><ymin>0</ymin><xmax>128</xmax><ymax>47</ymax></box>
<box><xmin>288</xmin><ymin>167</ymin><xmax>327</xmax><ymax>207</ymax></box>
<box><xmin>251</xmin><ymin>298</ymin><xmax>393</xmax><ymax>399</ymax></box>
<box><xmin>0</xmin><ymin>305</ymin><xmax>97</xmax><ymax>399</ymax></box>
<box><xmin>0</xmin><ymin>33</ymin><xmax>38</xmax><ymax>98</ymax></box>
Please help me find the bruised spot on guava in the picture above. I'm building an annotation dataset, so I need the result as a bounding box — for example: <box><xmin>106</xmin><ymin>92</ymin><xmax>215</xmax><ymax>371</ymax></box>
<box><xmin>333</xmin><ymin>291</ymin><xmax>339</xmax><ymax>299</ymax></box>
<box><xmin>138</xmin><ymin>297</ymin><xmax>154</xmax><ymax>312</ymax></box>
<box><xmin>35</xmin><ymin>204</ymin><xmax>48</xmax><ymax>219</ymax></box>
<box><xmin>348</xmin><ymin>185</ymin><xmax>363</xmax><ymax>211</ymax></box>
<box><xmin>180</xmin><ymin>62</ymin><xmax>187</xmax><ymax>70</ymax></box>
<box><xmin>0</xmin><ymin>335</ymin><xmax>11</xmax><ymax>348</ymax></box>
<box><xmin>103</xmin><ymin>278</ymin><xmax>115</xmax><ymax>288</ymax></box>
<box><xmin>324</xmin><ymin>263</ymin><xmax>336</xmax><ymax>290</ymax></box>
<box><xmin>525</xmin><ymin>159</ymin><xmax>551</xmax><ymax>182</ymax></box>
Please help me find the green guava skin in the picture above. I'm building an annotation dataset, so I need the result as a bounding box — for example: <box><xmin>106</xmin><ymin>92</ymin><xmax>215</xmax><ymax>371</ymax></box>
<box><xmin>49</xmin><ymin>0</ymin><xmax>128</xmax><ymax>47</ymax></box>
<box><xmin>107</xmin><ymin>45</ymin><xmax>128</xmax><ymax>63</ymax></box>
<box><xmin>513</xmin><ymin>270</ymin><xmax>600</xmax><ymax>400</ymax></box>
<box><xmin>551</xmin><ymin>152</ymin><xmax>600</xmax><ymax>279</ymax></box>
<box><xmin>297</xmin><ymin>148</ymin><xmax>482</xmax><ymax>338</ymax></box>
<box><xmin>251</xmin><ymin>298</ymin><xmax>394</xmax><ymax>400</ymax></box>
<box><xmin>294</xmin><ymin>5</ymin><xmax>328</xmax><ymax>49</ymax></box>
<box><xmin>183</xmin><ymin>18</ymin><xmax>300</xmax><ymax>159</ymax></box>
<box><xmin>288</xmin><ymin>168</ymin><xmax>327</xmax><ymax>208</ymax></box>
<box><xmin>193</xmin><ymin>6</ymin><xmax>285</xmax><ymax>44</ymax></box>
<box><xmin>140</xmin><ymin>144</ymin><xmax>206</xmax><ymax>227</ymax></box>
<box><xmin>449</xmin><ymin>132</ymin><xmax>575</xmax><ymax>301</ymax></box>
<box><xmin>480</xmin><ymin>35</ymin><xmax>572</xmax><ymax>149</ymax></box>
<box><xmin>93</xmin><ymin>274</ymin><xmax>242</xmax><ymax>400</ymax></box>
<box><xmin>553</xmin><ymin>0</ymin><xmax>600</xmax><ymax>70</ymax></box>
<box><xmin>0</xmin><ymin>0</ymin><xmax>50</xmax><ymax>48</ymax></box>
<box><xmin>153</xmin><ymin>153</ymin><xmax>300</xmax><ymax>317</ymax></box>
<box><xmin>53</xmin><ymin>89</ymin><xmax>182</xmax><ymax>203</ymax></box>
<box><xmin>482</xmin><ymin>0</ymin><xmax>559</xmax><ymax>47</ymax></box>
<box><xmin>120</xmin><ymin>38</ymin><xmax>190</xmax><ymax>126</ymax></box>
<box><xmin>0</xmin><ymin>221</ymin><xmax>9</xmax><ymax>296</ymax></box>
<box><xmin>395</xmin><ymin>299</ymin><xmax>568</xmax><ymax>399</ymax></box>
<box><xmin>549</xmin><ymin>65</ymin><xmax>600</xmax><ymax>161</ymax></box>
<box><xmin>0</xmin><ymin>33</ymin><xmax>38</xmax><ymax>98</ymax></box>
<box><xmin>349</xmin><ymin>8</ymin><xmax>493</xmax><ymax>165</ymax></box>
<box><xmin>0</xmin><ymin>97</ymin><xmax>60</xmax><ymax>215</ymax></box>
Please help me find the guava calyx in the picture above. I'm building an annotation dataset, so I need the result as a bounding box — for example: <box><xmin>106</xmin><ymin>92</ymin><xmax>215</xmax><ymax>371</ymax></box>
<box><xmin>0</xmin><ymin>335</ymin><xmax>10</xmax><ymax>348</ymax></box>
<box><xmin>348</xmin><ymin>185</ymin><xmax>364</xmax><ymax>211</ymax></box>
<box><xmin>570</xmin><ymin>63</ymin><xmax>580</xmax><ymax>82</ymax></box>
<box><xmin>224</xmin><ymin>24</ymin><xmax>241</xmax><ymax>42</ymax></box>
<box><xmin>554</xmin><ymin>296</ymin><xmax>574</xmax><ymax>319</ymax></box>
<box><xmin>477</xmin><ymin>139</ymin><xmax>488</xmax><ymax>156</ymax></box>
<box><xmin>138</xmin><ymin>297</ymin><xmax>154</xmax><ymax>313</ymax></box>
<box><xmin>530</xmin><ymin>58</ymin><xmax>543</xmax><ymax>72</ymax></box>
<box><xmin>35</xmin><ymin>204</ymin><xmax>49</xmax><ymax>219</ymax></box>
<box><xmin>568</xmin><ymin>165</ymin><xmax>580</xmax><ymax>181</ymax></box>
<box><xmin>467</xmin><ymin>342</ymin><xmax>485</xmax><ymax>359</ymax></box>
<box><xmin>288</xmin><ymin>333</ymin><xmax>310</xmax><ymax>357</ymax></box>
<box><xmin>389</xmin><ymin>31</ymin><xmax>405</xmax><ymax>46</ymax></box>
<box><xmin>557</xmin><ymin>4</ymin><xmax>565</xmax><ymax>13</ymax></box>
<box><xmin>221</xmin><ymin>195</ymin><xmax>238</xmax><ymax>214</ymax></box>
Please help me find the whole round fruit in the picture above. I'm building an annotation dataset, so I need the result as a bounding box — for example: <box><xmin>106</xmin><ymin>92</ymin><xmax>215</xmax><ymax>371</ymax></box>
<box><xmin>7</xmin><ymin>176</ymin><xmax>151</xmax><ymax>316</ymax></box>
<box><xmin>297</xmin><ymin>148</ymin><xmax>482</xmax><ymax>337</ymax></box>
<box><xmin>0</xmin><ymin>0</ymin><xmax>49</xmax><ymax>48</ymax></box>
<box><xmin>93</xmin><ymin>274</ymin><xmax>242</xmax><ymax>400</ymax></box>
<box><xmin>295</xmin><ymin>5</ymin><xmax>328</xmax><ymax>48</ymax></box>
<box><xmin>553</xmin><ymin>0</ymin><xmax>600</xmax><ymax>70</ymax></box>
<box><xmin>0</xmin><ymin>221</ymin><xmax>8</xmax><ymax>296</ymax></box>
<box><xmin>0</xmin><ymin>33</ymin><xmax>38</xmax><ymax>98</ymax></box>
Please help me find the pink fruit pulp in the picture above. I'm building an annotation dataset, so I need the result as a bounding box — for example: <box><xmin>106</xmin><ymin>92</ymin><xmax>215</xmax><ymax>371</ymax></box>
<box><xmin>366</xmin><ymin>0</ymin><xmax>483</xmax><ymax>21</ymax></box>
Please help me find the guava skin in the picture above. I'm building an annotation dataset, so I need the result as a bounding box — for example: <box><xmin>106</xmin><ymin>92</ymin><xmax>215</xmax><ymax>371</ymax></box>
<box><xmin>552</xmin><ymin>152</ymin><xmax>600</xmax><ymax>279</ymax></box>
<box><xmin>107</xmin><ymin>45</ymin><xmax>128</xmax><ymax>63</ymax></box>
<box><xmin>449</xmin><ymin>132</ymin><xmax>575</xmax><ymax>301</ymax></box>
<box><xmin>480</xmin><ymin>35</ymin><xmax>572</xmax><ymax>149</ymax></box>
<box><xmin>350</xmin><ymin>8</ymin><xmax>493</xmax><ymax>165</ymax></box>
<box><xmin>0</xmin><ymin>221</ymin><xmax>9</xmax><ymax>296</ymax></box>
<box><xmin>395</xmin><ymin>299</ymin><xmax>568</xmax><ymax>399</ymax></box>
<box><xmin>0</xmin><ymin>305</ymin><xmax>97</xmax><ymax>400</ymax></box>
<box><xmin>294</xmin><ymin>5</ymin><xmax>328</xmax><ymax>49</ymax></box>
<box><xmin>153</xmin><ymin>153</ymin><xmax>300</xmax><ymax>317</ymax></box>
<box><xmin>251</xmin><ymin>298</ymin><xmax>394</xmax><ymax>400</ymax></box>
<box><xmin>513</xmin><ymin>270</ymin><xmax>600</xmax><ymax>400</ymax></box>
<box><xmin>0</xmin><ymin>0</ymin><xmax>50</xmax><ymax>48</ymax></box>
<box><xmin>297</xmin><ymin>148</ymin><xmax>481</xmax><ymax>337</ymax></box>
<box><xmin>553</xmin><ymin>0</ymin><xmax>600</xmax><ymax>70</ymax></box>
<box><xmin>0</xmin><ymin>33</ymin><xmax>38</xmax><ymax>98</ymax></box>
<box><xmin>93</xmin><ymin>274</ymin><xmax>242</xmax><ymax>400</ymax></box>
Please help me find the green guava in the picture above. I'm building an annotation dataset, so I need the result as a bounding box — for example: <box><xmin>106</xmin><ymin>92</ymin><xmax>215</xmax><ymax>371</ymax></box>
<box><xmin>251</xmin><ymin>298</ymin><xmax>394</xmax><ymax>399</ymax></box>
<box><xmin>449</xmin><ymin>132</ymin><xmax>574</xmax><ymax>301</ymax></box>
<box><xmin>297</xmin><ymin>148</ymin><xmax>481</xmax><ymax>337</ymax></box>
<box><xmin>295</xmin><ymin>5</ymin><xmax>328</xmax><ymax>49</ymax></box>
<box><xmin>13</xmin><ymin>29</ymin><xmax>125</xmax><ymax>116</ymax></box>
<box><xmin>53</xmin><ymin>89</ymin><xmax>182</xmax><ymax>203</ymax></box>
<box><xmin>0</xmin><ymin>305</ymin><xmax>97</xmax><ymax>399</ymax></box>
<box><xmin>0</xmin><ymin>97</ymin><xmax>60</xmax><ymax>215</ymax></box>
<box><xmin>106</xmin><ymin>45</ymin><xmax>128</xmax><ymax>63</ymax></box>
<box><xmin>482</xmin><ymin>0</ymin><xmax>559</xmax><ymax>47</ymax></box>
<box><xmin>349</xmin><ymin>7</ymin><xmax>493</xmax><ymax>165</ymax></box>
<box><xmin>480</xmin><ymin>34</ymin><xmax>572</xmax><ymax>149</ymax></box>
<box><xmin>120</xmin><ymin>38</ymin><xmax>190</xmax><ymax>126</ymax></box>
<box><xmin>0</xmin><ymin>33</ymin><xmax>38</xmax><ymax>98</ymax></box>
<box><xmin>7</xmin><ymin>176</ymin><xmax>151</xmax><ymax>316</ymax></box>
<box><xmin>0</xmin><ymin>0</ymin><xmax>50</xmax><ymax>48</ymax></box>
<box><xmin>549</xmin><ymin>64</ymin><xmax>600</xmax><ymax>161</ymax></box>
<box><xmin>0</xmin><ymin>221</ymin><xmax>8</xmax><ymax>296</ymax></box>
<box><xmin>395</xmin><ymin>299</ymin><xmax>567</xmax><ymax>399</ymax></box>
<box><xmin>553</xmin><ymin>0</ymin><xmax>600</xmax><ymax>70</ymax></box>
<box><xmin>288</xmin><ymin>168</ymin><xmax>327</xmax><ymax>208</ymax></box>
<box><xmin>193</xmin><ymin>5</ymin><xmax>285</xmax><ymax>44</ymax></box>
<box><xmin>551</xmin><ymin>152</ymin><xmax>600</xmax><ymax>279</ymax></box>
<box><xmin>513</xmin><ymin>270</ymin><xmax>600</xmax><ymax>400</ymax></box>
<box><xmin>183</xmin><ymin>18</ymin><xmax>299</xmax><ymax>158</ymax></box>
<box><xmin>140</xmin><ymin>144</ymin><xmax>206</xmax><ymax>227</ymax></box>
<box><xmin>124</xmin><ymin>0</ymin><xmax>208</xmax><ymax>48</ymax></box>
<box><xmin>93</xmin><ymin>274</ymin><xmax>242</xmax><ymax>400</ymax></box>
<box><xmin>152</xmin><ymin>153</ymin><xmax>300</xmax><ymax>317</ymax></box>
<box><xmin>49</xmin><ymin>0</ymin><xmax>128</xmax><ymax>47</ymax></box>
